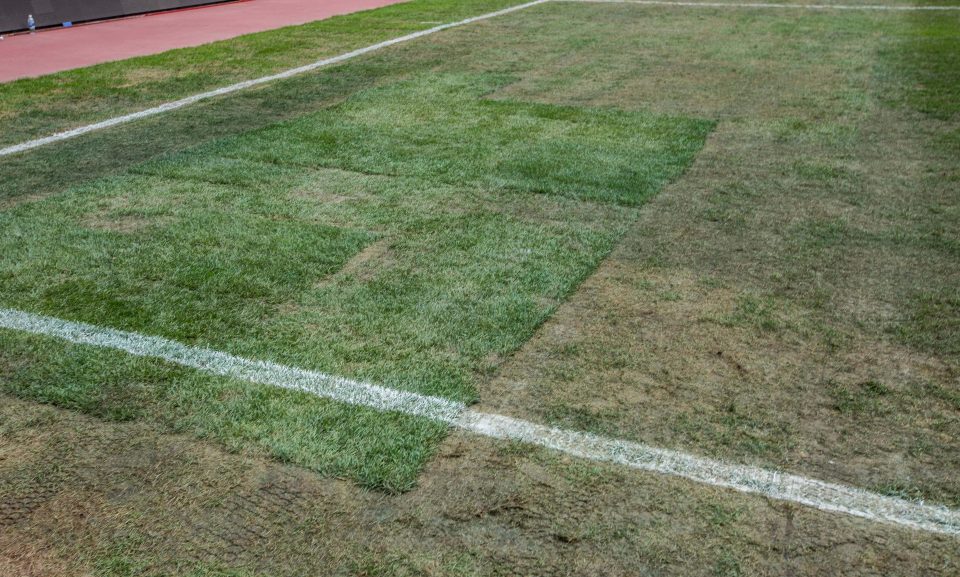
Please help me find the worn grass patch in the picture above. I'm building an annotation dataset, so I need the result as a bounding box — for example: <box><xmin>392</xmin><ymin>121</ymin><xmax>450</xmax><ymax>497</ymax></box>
<box><xmin>459</xmin><ymin>5</ymin><xmax>960</xmax><ymax>510</ymax></box>
<box><xmin>3</xmin><ymin>396</ymin><xmax>957</xmax><ymax>577</ymax></box>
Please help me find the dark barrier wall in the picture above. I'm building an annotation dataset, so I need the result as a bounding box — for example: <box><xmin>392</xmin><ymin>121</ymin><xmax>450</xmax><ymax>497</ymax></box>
<box><xmin>1</xmin><ymin>0</ymin><xmax>232</xmax><ymax>33</ymax></box>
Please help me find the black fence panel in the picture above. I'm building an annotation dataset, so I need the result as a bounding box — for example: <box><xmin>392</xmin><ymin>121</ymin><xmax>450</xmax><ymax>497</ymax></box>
<box><xmin>1</xmin><ymin>0</ymin><xmax>233</xmax><ymax>33</ymax></box>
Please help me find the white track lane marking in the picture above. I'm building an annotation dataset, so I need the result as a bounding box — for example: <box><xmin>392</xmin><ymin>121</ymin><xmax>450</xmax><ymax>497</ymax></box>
<box><xmin>1</xmin><ymin>307</ymin><xmax>958</xmax><ymax>537</ymax></box>
<box><xmin>561</xmin><ymin>0</ymin><xmax>960</xmax><ymax>10</ymax></box>
<box><xmin>0</xmin><ymin>0</ymin><xmax>550</xmax><ymax>158</ymax></box>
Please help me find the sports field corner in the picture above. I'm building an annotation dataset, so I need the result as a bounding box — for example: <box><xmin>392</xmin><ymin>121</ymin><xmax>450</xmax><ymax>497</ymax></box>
<box><xmin>1</xmin><ymin>0</ymin><xmax>959</xmax><ymax>575</ymax></box>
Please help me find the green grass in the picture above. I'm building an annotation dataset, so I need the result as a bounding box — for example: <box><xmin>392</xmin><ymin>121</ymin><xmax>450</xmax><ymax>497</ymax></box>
<box><xmin>0</xmin><ymin>72</ymin><xmax>710</xmax><ymax>490</ymax></box>
<box><xmin>881</xmin><ymin>12</ymin><xmax>960</xmax><ymax>119</ymax></box>
<box><xmin>877</xmin><ymin>12</ymin><xmax>960</xmax><ymax>355</ymax></box>
<box><xmin>0</xmin><ymin>332</ymin><xmax>451</xmax><ymax>492</ymax></box>
<box><xmin>0</xmin><ymin>0</ymin><xmax>539</xmax><ymax>211</ymax></box>
<box><xmin>0</xmin><ymin>0</ymin><xmax>525</xmax><ymax>146</ymax></box>
<box><xmin>215</xmin><ymin>74</ymin><xmax>712</xmax><ymax>205</ymax></box>
<box><xmin>0</xmin><ymin>0</ymin><xmax>549</xmax><ymax>211</ymax></box>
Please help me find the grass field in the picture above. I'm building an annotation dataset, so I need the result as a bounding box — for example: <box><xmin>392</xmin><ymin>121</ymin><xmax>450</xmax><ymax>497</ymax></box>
<box><xmin>1</xmin><ymin>0</ymin><xmax>959</xmax><ymax>575</ymax></box>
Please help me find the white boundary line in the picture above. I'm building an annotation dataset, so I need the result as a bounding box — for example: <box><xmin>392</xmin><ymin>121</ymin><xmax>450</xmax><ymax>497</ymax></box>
<box><xmin>560</xmin><ymin>0</ymin><xmax>960</xmax><ymax>9</ymax></box>
<box><xmin>1</xmin><ymin>307</ymin><xmax>958</xmax><ymax>537</ymax></box>
<box><xmin>0</xmin><ymin>308</ymin><xmax>464</xmax><ymax>423</ymax></box>
<box><xmin>0</xmin><ymin>0</ymin><xmax>551</xmax><ymax>158</ymax></box>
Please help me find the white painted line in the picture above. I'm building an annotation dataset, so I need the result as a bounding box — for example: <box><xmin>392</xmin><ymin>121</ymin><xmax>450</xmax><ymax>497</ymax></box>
<box><xmin>0</xmin><ymin>308</ymin><xmax>464</xmax><ymax>423</ymax></box>
<box><xmin>0</xmin><ymin>0</ymin><xmax>550</xmax><ymax>158</ymax></box>
<box><xmin>1</xmin><ymin>307</ymin><xmax>959</xmax><ymax>536</ymax></box>
<box><xmin>560</xmin><ymin>0</ymin><xmax>960</xmax><ymax>10</ymax></box>
<box><xmin>458</xmin><ymin>412</ymin><xmax>960</xmax><ymax>537</ymax></box>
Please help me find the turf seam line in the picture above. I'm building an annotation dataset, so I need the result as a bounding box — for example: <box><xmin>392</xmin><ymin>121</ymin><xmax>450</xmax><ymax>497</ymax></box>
<box><xmin>559</xmin><ymin>0</ymin><xmax>960</xmax><ymax>10</ymax></box>
<box><xmin>2</xmin><ymin>307</ymin><xmax>959</xmax><ymax>537</ymax></box>
<box><xmin>0</xmin><ymin>0</ymin><xmax>550</xmax><ymax>158</ymax></box>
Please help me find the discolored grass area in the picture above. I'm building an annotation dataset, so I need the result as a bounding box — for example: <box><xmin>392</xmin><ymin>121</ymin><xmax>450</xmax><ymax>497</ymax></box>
<box><xmin>1</xmin><ymin>0</ymin><xmax>959</xmax><ymax>574</ymax></box>
<box><xmin>471</xmin><ymin>3</ymin><xmax>960</xmax><ymax>506</ymax></box>
<box><xmin>0</xmin><ymin>71</ymin><xmax>709</xmax><ymax>490</ymax></box>
<box><xmin>2</xmin><ymin>396</ymin><xmax>958</xmax><ymax>577</ymax></box>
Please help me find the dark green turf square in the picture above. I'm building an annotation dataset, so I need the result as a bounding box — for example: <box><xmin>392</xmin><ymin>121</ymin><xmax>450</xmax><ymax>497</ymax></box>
<box><xmin>215</xmin><ymin>74</ymin><xmax>714</xmax><ymax>206</ymax></box>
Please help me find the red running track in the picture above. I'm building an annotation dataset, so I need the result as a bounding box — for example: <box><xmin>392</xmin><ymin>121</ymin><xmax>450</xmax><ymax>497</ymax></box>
<box><xmin>0</xmin><ymin>0</ymin><xmax>407</xmax><ymax>82</ymax></box>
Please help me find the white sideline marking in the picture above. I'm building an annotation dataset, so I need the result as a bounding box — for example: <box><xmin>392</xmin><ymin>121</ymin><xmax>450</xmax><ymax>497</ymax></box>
<box><xmin>458</xmin><ymin>413</ymin><xmax>960</xmax><ymax>536</ymax></box>
<box><xmin>561</xmin><ymin>0</ymin><xmax>960</xmax><ymax>10</ymax></box>
<box><xmin>0</xmin><ymin>308</ymin><xmax>464</xmax><ymax>423</ymax></box>
<box><xmin>1</xmin><ymin>307</ymin><xmax>959</xmax><ymax>537</ymax></box>
<box><xmin>0</xmin><ymin>0</ymin><xmax>550</xmax><ymax>158</ymax></box>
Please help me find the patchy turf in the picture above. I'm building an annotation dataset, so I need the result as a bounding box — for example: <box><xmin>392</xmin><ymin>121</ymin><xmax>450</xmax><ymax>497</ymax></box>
<box><xmin>0</xmin><ymin>71</ymin><xmax>709</xmax><ymax>490</ymax></box>
<box><xmin>2</xmin><ymin>396</ymin><xmax>958</xmax><ymax>577</ymax></box>
<box><xmin>473</xmin><ymin>3</ymin><xmax>960</xmax><ymax>506</ymax></box>
<box><xmin>215</xmin><ymin>74</ymin><xmax>712</xmax><ymax>205</ymax></box>
<box><xmin>1</xmin><ymin>0</ymin><xmax>959</xmax><ymax>574</ymax></box>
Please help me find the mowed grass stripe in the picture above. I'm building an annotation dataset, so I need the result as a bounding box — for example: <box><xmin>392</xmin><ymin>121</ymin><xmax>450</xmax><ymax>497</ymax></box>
<box><xmin>3</xmin><ymin>307</ymin><xmax>959</xmax><ymax>537</ymax></box>
<box><xmin>0</xmin><ymin>0</ymin><xmax>550</xmax><ymax>158</ymax></box>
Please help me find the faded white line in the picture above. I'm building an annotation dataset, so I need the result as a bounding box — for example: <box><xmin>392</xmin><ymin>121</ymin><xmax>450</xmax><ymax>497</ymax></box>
<box><xmin>458</xmin><ymin>412</ymin><xmax>960</xmax><ymax>536</ymax></box>
<box><xmin>0</xmin><ymin>0</ymin><xmax>550</xmax><ymax>158</ymax></box>
<box><xmin>560</xmin><ymin>0</ymin><xmax>960</xmax><ymax>10</ymax></box>
<box><xmin>1</xmin><ymin>307</ymin><xmax>959</xmax><ymax>536</ymax></box>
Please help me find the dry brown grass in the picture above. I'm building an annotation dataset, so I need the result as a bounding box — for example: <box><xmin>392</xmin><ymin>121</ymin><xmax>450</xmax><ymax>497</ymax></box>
<box><xmin>2</xmin><ymin>396</ymin><xmax>957</xmax><ymax>576</ymax></box>
<box><xmin>1</xmin><ymin>3</ymin><xmax>958</xmax><ymax>575</ymax></box>
<box><xmin>473</xmin><ymin>3</ymin><xmax>960</xmax><ymax>506</ymax></box>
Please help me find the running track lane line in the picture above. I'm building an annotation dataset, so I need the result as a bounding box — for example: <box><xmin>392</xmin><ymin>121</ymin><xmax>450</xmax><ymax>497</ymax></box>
<box><xmin>1</xmin><ymin>307</ymin><xmax>958</xmax><ymax>537</ymax></box>
<box><xmin>4</xmin><ymin>0</ymin><xmax>960</xmax><ymax>157</ymax></box>
<box><xmin>0</xmin><ymin>0</ymin><xmax>551</xmax><ymax>158</ymax></box>
<box><xmin>561</xmin><ymin>0</ymin><xmax>960</xmax><ymax>9</ymax></box>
